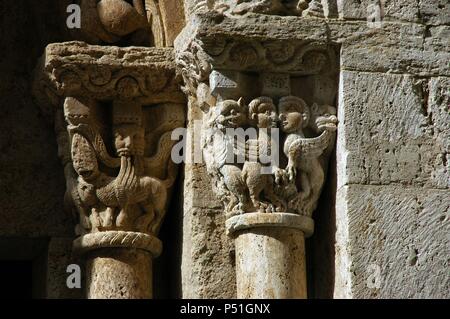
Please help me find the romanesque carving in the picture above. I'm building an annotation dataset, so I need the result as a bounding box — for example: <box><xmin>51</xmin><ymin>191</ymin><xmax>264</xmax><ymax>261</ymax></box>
<box><xmin>59</xmin><ymin>97</ymin><xmax>183</xmax><ymax>239</ymax></box>
<box><xmin>34</xmin><ymin>42</ymin><xmax>185</xmax><ymax>120</ymax></box>
<box><xmin>202</xmin><ymin>95</ymin><xmax>336</xmax><ymax>218</ymax></box>
<box><xmin>214</xmin><ymin>0</ymin><xmax>324</xmax><ymax>17</ymax></box>
<box><xmin>73</xmin><ymin>0</ymin><xmax>150</xmax><ymax>45</ymax></box>
<box><xmin>34</xmin><ymin>43</ymin><xmax>186</xmax><ymax>259</ymax></box>
<box><xmin>175</xmin><ymin>16</ymin><xmax>338</xmax><ymax>222</ymax></box>
<box><xmin>70</xmin><ymin>0</ymin><xmax>185</xmax><ymax>47</ymax></box>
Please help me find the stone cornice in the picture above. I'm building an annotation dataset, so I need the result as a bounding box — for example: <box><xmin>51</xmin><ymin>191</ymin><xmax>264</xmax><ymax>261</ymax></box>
<box><xmin>34</xmin><ymin>41</ymin><xmax>185</xmax><ymax>118</ymax></box>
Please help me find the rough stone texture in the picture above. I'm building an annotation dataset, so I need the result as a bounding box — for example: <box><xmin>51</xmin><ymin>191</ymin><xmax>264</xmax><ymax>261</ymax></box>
<box><xmin>335</xmin><ymin>185</ymin><xmax>450</xmax><ymax>298</ymax></box>
<box><xmin>35</xmin><ymin>42</ymin><xmax>185</xmax><ymax>112</ymax></box>
<box><xmin>338</xmin><ymin>0</ymin><xmax>449</xmax><ymax>25</ymax></box>
<box><xmin>0</xmin><ymin>0</ymin><xmax>448</xmax><ymax>299</ymax></box>
<box><xmin>0</xmin><ymin>1</ymin><xmax>74</xmax><ymax>239</ymax></box>
<box><xmin>338</xmin><ymin>0</ymin><xmax>419</xmax><ymax>22</ymax></box>
<box><xmin>86</xmin><ymin>248</ymin><xmax>153</xmax><ymax>298</ymax></box>
<box><xmin>177</xmin><ymin>14</ymin><xmax>449</xmax><ymax>77</ymax></box>
<box><xmin>158</xmin><ymin>0</ymin><xmax>186</xmax><ymax>46</ymax></box>
<box><xmin>47</xmin><ymin>237</ymin><xmax>84</xmax><ymax>299</ymax></box>
<box><xmin>181</xmin><ymin>159</ymin><xmax>236</xmax><ymax>298</ymax></box>
<box><xmin>230</xmin><ymin>217</ymin><xmax>308</xmax><ymax>298</ymax></box>
<box><xmin>338</xmin><ymin>71</ymin><xmax>449</xmax><ymax>189</ymax></box>
<box><xmin>178</xmin><ymin>98</ymin><xmax>236</xmax><ymax>298</ymax></box>
<box><xmin>341</xmin><ymin>23</ymin><xmax>450</xmax><ymax>76</ymax></box>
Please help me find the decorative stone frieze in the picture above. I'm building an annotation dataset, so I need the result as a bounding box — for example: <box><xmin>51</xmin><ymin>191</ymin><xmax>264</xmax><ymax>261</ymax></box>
<box><xmin>34</xmin><ymin>41</ymin><xmax>185</xmax><ymax>298</ymax></box>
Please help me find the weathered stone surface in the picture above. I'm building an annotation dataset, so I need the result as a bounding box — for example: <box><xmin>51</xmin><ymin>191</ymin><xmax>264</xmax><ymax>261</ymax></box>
<box><xmin>181</xmin><ymin>207</ymin><xmax>236</xmax><ymax>298</ymax></box>
<box><xmin>180</xmin><ymin>102</ymin><xmax>236</xmax><ymax>298</ymax></box>
<box><xmin>341</xmin><ymin>23</ymin><xmax>450</xmax><ymax>76</ymax></box>
<box><xmin>176</xmin><ymin>13</ymin><xmax>449</xmax><ymax>77</ymax></box>
<box><xmin>86</xmin><ymin>248</ymin><xmax>152</xmax><ymax>298</ymax></box>
<box><xmin>181</xmin><ymin>126</ymin><xmax>236</xmax><ymax>297</ymax></box>
<box><xmin>338</xmin><ymin>0</ymin><xmax>420</xmax><ymax>23</ymax></box>
<box><xmin>234</xmin><ymin>226</ymin><xmax>307</xmax><ymax>298</ymax></box>
<box><xmin>419</xmin><ymin>0</ymin><xmax>450</xmax><ymax>25</ymax></box>
<box><xmin>47</xmin><ymin>237</ymin><xmax>83</xmax><ymax>299</ymax></box>
<box><xmin>34</xmin><ymin>42</ymin><xmax>185</xmax><ymax>114</ymax></box>
<box><xmin>337</xmin><ymin>71</ymin><xmax>449</xmax><ymax>189</ymax></box>
<box><xmin>338</xmin><ymin>0</ymin><xmax>449</xmax><ymax>25</ymax></box>
<box><xmin>158</xmin><ymin>0</ymin><xmax>186</xmax><ymax>46</ymax></box>
<box><xmin>335</xmin><ymin>185</ymin><xmax>450</xmax><ymax>298</ymax></box>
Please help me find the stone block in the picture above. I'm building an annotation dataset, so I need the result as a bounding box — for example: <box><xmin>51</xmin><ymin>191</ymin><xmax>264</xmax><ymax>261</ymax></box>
<box><xmin>337</xmin><ymin>71</ymin><xmax>449</xmax><ymax>189</ymax></box>
<box><xmin>335</xmin><ymin>185</ymin><xmax>450</xmax><ymax>298</ymax></box>
<box><xmin>338</xmin><ymin>0</ymin><xmax>420</xmax><ymax>22</ymax></box>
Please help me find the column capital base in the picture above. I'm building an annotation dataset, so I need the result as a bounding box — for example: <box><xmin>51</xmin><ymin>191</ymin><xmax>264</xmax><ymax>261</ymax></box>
<box><xmin>226</xmin><ymin>212</ymin><xmax>314</xmax><ymax>238</ymax></box>
<box><xmin>73</xmin><ymin>231</ymin><xmax>163</xmax><ymax>257</ymax></box>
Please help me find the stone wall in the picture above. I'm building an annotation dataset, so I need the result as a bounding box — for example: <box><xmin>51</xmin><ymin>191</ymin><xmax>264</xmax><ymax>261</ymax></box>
<box><xmin>0</xmin><ymin>0</ymin><xmax>447</xmax><ymax>299</ymax></box>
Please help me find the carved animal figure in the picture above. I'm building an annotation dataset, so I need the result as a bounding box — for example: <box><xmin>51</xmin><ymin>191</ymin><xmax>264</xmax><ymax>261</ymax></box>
<box><xmin>62</xmin><ymin>98</ymin><xmax>180</xmax><ymax>235</ymax></box>
<box><xmin>242</xmin><ymin>97</ymin><xmax>285</xmax><ymax>212</ymax></box>
<box><xmin>209</xmin><ymin>98</ymin><xmax>249</xmax><ymax>214</ymax></box>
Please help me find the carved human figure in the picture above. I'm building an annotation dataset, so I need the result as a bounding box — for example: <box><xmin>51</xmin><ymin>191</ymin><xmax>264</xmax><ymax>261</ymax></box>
<box><xmin>277</xmin><ymin>96</ymin><xmax>337</xmax><ymax>215</ymax></box>
<box><xmin>242</xmin><ymin>97</ymin><xmax>285</xmax><ymax>212</ymax></box>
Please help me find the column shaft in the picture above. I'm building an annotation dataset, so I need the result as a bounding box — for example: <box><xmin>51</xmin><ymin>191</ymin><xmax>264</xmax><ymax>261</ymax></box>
<box><xmin>235</xmin><ymin>227</ymin><xmax>307</xmax><ymax>299</ymax></box>
<box><xmin>86</xmin><ymin>248</ymin><xmax>152</xmax><ymax>299</ymax></box>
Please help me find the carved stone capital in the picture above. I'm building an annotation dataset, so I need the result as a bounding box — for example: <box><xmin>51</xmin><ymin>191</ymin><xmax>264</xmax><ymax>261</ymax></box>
<box><xmin>34</xmin><ymin>42</ymin><xmax>185</xmax><ymax>255</ymax></box>
<box><xmin>175</xmin><ymin>12</ymin><xmax>338</xmax><ymax>235</ymax></box>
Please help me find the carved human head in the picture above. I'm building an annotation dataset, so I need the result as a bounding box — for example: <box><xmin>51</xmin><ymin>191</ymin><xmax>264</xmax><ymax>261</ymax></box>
<box><xmin>278</xmin><ymin>96</ymin><xmax>310</xmax><ymax>133</ymax></box>
<box><xmin>112</xmin><ymin>101</ymin><xmax>145</xmax><ymax>157</ymax></box>
<box><xmin>215</xmin><ymin>98</ymin><xmax>247</xmax><ymax>129</ymax></box>
<box><xmin>248</xmin><ymin>96</ymin><xmax>277</xmax><ymax>128</ymax></box>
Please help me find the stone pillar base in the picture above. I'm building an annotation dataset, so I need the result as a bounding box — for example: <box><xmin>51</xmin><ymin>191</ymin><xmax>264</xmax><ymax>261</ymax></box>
<box><xmin>226</xmin><ymin>213</ymin><xmax>314</xmax><ymax>299</ymax></box>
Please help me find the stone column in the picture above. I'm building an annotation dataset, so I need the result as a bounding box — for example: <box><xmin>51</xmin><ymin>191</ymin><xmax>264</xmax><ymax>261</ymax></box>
<box><xmin>74</xmin><ymin>231</ymin><xmax>162</xmax><ymax>298</ymax></box>
<box><xmin>175</xmin><ymin>9</ymin><xmax>339</xmax><ymax>298</ymax></box>
<box><xmin>33</xmin><ymin>42</ymin><xmax>185</xmax><ymax>299</ymax></box>
<box><xmin>227</xmin><ymin>213</ymin><xmax>314</xmax><ymax>298</ymax></box>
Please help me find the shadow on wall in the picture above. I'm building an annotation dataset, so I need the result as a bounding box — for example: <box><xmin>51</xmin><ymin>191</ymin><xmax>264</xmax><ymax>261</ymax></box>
<box><xmin>153</xmin><ymin>163</ymin><xmax>185</xmax><ymax>298</ymax></box>
<box><xmin>306</xmin><ymin>144</ymin><xmax>337</xmax><ymax>298</ymax></box>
